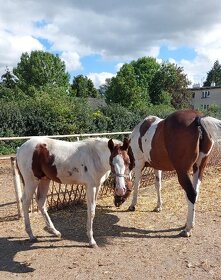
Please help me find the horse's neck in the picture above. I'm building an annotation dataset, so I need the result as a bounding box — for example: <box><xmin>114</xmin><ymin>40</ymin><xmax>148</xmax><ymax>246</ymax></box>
<box><xmin>97</xmin><ymin>141</ymin><xmax>111</xmax><ymax>172</ymax></box>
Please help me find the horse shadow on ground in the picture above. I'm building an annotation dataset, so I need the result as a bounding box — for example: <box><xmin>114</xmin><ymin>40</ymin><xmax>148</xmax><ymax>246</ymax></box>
<box><xmin>0</xmin><ymin>204</ymin><xmax>184</xmax><ymax>274</ymax></box>
<box><xmin>53</xmin><ymin>204</ymin><xmax>184</xmax><ymax>246</ymax></box>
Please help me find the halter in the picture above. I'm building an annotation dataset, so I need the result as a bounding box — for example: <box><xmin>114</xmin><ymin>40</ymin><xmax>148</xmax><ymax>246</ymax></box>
<box><xmin>111</xmin><ymin>171</ymin><xmax>132</xmax><ymax>193</ymax></box>
<box><xmin>113</xmin><ymin>173</ymin><xmax>130</xmax><ymax>179</ymax></box>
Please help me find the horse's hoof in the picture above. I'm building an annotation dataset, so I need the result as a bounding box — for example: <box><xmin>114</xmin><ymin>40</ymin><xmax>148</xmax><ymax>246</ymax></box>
<box><xmin>44</xmin><ymin>226</ymin><xmax>53</xmax><ymax>234</ymax></box>
<box><xmin>44</xmin><ymin>226</ymin><xmax>61</xmax><ymax>238</ymax></box>
<box><xmin>89</xmin><ymin>243</ymin><xmax>98</xmax><ymax>249</ymax></box>
<box><xmin>56</xmin><ymin>231</ymin><xmax>62</xmax><ymax>239</ymax></box>
<box><xmin>128</xmin><ymin>206</ymin><xmax>136</xmax><ymax>211</ymax></box>
<box><xmin>153</xmin><ymin>207</ymin><xmax>162</xmax><ymax>212</ymax></box>
<box><xmin>29</xmin><ymin>236</ymin><xmax>38</xmax><ymax>243</ymax></box>
<box><xmin>179</xmin><ymin>229</ymin><xmax>192</xmax><ymax>237</ymax></box>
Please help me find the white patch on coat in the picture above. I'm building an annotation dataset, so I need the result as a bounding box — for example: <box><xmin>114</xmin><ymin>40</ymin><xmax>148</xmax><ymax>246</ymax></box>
<box><xmin>129</xmin><ymin>116</ymin><xmax>162</xmax><ymax>163</ymax></box>
<box><xmin>142</xmin><ymin>117</ymin><xmax>162</xmax><ymax>163</ymax></box>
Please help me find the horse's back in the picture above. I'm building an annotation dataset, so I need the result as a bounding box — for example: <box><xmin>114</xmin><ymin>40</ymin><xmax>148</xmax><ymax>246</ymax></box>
<box><xmin>130</xmin><ymin>110</ymin><xmax>209</xmax><ymax>171</ymax></box>
<box><xmin>16</xmin><ymin>137</ymin><xmax>112</xmax><ymax>185</ymax></box>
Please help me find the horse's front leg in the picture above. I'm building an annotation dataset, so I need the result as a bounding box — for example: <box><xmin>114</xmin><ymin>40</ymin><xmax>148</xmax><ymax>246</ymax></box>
<box><xmin>86</xmin><ymin>185</ymin><xmax>97</xmax><ymax>248</ymax></box>
<box><xmin>154</xmin><ymin>169</ymin><xmax>163</xmax><ymax>212</ymax></box>
<box><xmin>128</xmin><ymin>167</ymin><xmax>142</xmax><ymax>211</ymax></box>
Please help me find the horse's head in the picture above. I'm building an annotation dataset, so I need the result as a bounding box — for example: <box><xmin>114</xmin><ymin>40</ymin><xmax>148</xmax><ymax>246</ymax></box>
<box><xmin>108</xmin><ymin>138</ymin><xmax>135</xmax><ymax>207</ymax></box>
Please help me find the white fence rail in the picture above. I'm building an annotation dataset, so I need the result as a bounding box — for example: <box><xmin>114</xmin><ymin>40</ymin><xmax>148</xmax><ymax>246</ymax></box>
<box><xmin>0</xmin><ymin>131</ymin><xmax>132</xmax><ymax>142</ymax></box>
<box><xmin>0</xmin><ymin>131</ymin><xmax>132</xmax><ymax>160</ymax></box>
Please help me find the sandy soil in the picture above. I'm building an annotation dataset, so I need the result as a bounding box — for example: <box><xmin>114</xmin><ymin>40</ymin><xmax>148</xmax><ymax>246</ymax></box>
<box><xmin>0</xmin><ymin>159</ymin><xmax>220</xmax><ymax>280</ymax></box>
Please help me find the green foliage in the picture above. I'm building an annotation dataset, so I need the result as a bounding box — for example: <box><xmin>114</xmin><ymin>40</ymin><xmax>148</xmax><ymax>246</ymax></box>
<box><xmin>203</xmin><ymin>60</ymin><xmax>221</xmax><ymax>87</ymax></box>
<box><xmin>138</xmin><ymin>104</ymin><xmax>174</xmax><ymax>119</ymax></box>
<box><xmin>149</xmin><ymin>62</ymin><xmax>191</xmax><ymax>109</ymax></box>
<box><xmin>105</xmin><ymin>63</ymin><xmax>148</xmax><ymax>109</ymax></box>
<box><xmin>131</xmin><ymin>57</ymin><xmax>160</xmax><ymax>90</ymax></box>
<box><xmin>0</xmin><ymin>52</ymin><xmax>194</xmax><ymax>155</ymax></box>
<box><xmin>0</xmin><ymin>85</ymin><xmax>26</xmax><ymax>101</ymax></box>
<box><xmin>0</xmin><ymin>67</ymin><xmax>18</xmax><ymax>89</ymax></box>
<box><xmin>13</xmin><ymin>50</ymin><xmax>70</xmax><ymax>95</ymax></box>
<box><xmin>0</xmin><ymin>100</ymin><xmax>25</xmax><ymax>136</ymax></box>
<box><xmin>71</xmin><ymin>75</ymin><xmax>99</xmax><ymax>98</ymax></box>
<box><xmin>100</xmin><ymin>104</ymin><xmax>140</xmax><ymax>131</ymax></box>
<box><xmin>206</xmin><ymin>105</ymin><xmax>221</xmax><ymax>119</ymax></box>
<box><xmin>104</xmin><ymin>57</ymin><xmax>190</xmax><ymax>110</ymax></box>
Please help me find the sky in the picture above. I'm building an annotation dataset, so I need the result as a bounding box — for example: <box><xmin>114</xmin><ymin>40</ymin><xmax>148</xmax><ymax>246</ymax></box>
<box><xmin>1</xmin><ymin>0</ymin><xmax>221</xmax><ymax>88</ymax></box>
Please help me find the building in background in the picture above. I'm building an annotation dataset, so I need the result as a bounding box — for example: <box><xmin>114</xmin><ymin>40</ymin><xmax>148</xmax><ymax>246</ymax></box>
<box><xmin>189</xmin><ymin>83</ymin><xmax>221</xmax><ymax>110</ymax></box>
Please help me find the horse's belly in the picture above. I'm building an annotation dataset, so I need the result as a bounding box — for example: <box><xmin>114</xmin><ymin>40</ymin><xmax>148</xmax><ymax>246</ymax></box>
<box><xmin>56</xmin><ymin>170</ymin><xmax>86</xmax><ymax>185</ymax></box>
<box><xmin>149</xmin><ymin>160</ymin><xmax>174</xmax><ymax>171</ymax></box>
<box><xmin>145</xmin><ymin>151</ymin><xmax>175</xmax><ymax>171</ymax></box>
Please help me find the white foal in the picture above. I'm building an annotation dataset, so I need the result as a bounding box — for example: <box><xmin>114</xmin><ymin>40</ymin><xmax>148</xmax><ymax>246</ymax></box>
<box><xmin>16</xmin><ymin>137</ymin><xmax>122</xmax><ymax>247</ymax></box>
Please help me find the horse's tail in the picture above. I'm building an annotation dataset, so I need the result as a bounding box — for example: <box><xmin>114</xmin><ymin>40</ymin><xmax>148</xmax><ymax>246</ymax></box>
<box><xmin>200</xmin><ymin>116</ymin><xmax>221</xmax><ymax>144</ymax></box>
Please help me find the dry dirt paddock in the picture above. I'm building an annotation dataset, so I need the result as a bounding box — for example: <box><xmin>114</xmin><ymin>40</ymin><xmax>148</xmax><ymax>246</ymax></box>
<box><xmin>0</xmin><ymin>159</ymin><xmax>221</xmax><ymax>280</ymax></box>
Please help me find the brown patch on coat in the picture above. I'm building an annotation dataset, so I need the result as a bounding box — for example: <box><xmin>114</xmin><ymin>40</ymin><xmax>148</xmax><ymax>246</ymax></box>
<box><xmin>138</xmin><ymin>117</ymin><xmax>156</xmax><ymax>152</ymax></box>
<box><xmin>128</xmin><ymin>146</ymin><xmax>135</xmax><ymax>170</ymax></box>
<box><xmin>32</xmin><ymin>143</ymin><xmax>61</xmax><ymax>183</ymax></box>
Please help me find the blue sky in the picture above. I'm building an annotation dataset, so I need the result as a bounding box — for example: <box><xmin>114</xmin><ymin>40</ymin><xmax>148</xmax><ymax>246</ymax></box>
<box><xmin>1</xmin><ymin>0</ymin><xmax>221</xmax><ymax>87</ymax></box>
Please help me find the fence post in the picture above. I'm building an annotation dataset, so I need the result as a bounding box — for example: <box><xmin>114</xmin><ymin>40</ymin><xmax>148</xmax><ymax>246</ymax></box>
<box><xmin>10</xmin><ymin>156</ymin><xmax>23</xmax><ymax>218</ymax></box>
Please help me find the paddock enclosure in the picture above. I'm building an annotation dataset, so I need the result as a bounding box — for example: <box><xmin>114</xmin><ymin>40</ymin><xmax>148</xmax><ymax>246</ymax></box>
<box><xmin>0</xmin><ymin>137</ymin><xmax>221</xmax><ymax>279</ymax></box>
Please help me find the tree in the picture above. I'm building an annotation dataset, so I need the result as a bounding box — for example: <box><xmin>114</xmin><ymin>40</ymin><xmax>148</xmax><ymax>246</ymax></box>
<box><xmin>0</xmin><ymin>67</ymin><xmax>26</xmax><ymax>100</ymax></box>
<box><xmin>203</xmin><ymin>60</ymin><xmax>221</xmax><ymax>87</ymax></box>
<box><xmin>105</xmin><ymin>57</ymin><xmax>161</xmax><ymax>109</ymax></box>
<box><xmin>104</xmin><ymin>57</ymin><xmax>190</xmax><ymax>109</ymax></box>
<box><xmin>131</xmin><ymin>57</ymin><xmax>160</xmax><ymax>90</ymax></box>
<box><xmin>149</xmin><ymin>62</ymin><xmax>191</xmax><ymax>109</ymax></box>
<box><xmin>105</xmin><ymin>63</ymin><xmax>147</xmax><ymax>109</ymax></box>
<box><xmin>71</xmin><ymin>75</ymin><xmax>98</xmax><ymax>98</ymax></box>
<box><xmin>13</xmin><ymin>50</ymin><xmax>70</xmax><ymax>94</ymax></box>
<box><xmin>0</xmin><ymin>67</ymin><xmax>18</xmax><ymax>88</ymax></box>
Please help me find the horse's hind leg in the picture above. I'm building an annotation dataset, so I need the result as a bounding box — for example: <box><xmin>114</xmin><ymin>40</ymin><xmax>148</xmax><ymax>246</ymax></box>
<box><xmin>36</xmin><ymin>179</ymin><xmax>61</xmax><ymax>238</ymax></box>
<box><xmin>154</xmin><ymin>169</ymin><xmax>162</xmax><ymax>212</ymax></box>
<box><xmin>176</xmin><ymin>171</ymin><xmax>197</xmax><ymax>237</ymax></box>
<box><xmin>190</xmin><ymin>151</ymin><xmax>211</xmax><ymax>224</ymax></box>
<box><xmin>22</xmin><ymin>179</ymin><xmax>38</xmax><ymax>241</ymax></box>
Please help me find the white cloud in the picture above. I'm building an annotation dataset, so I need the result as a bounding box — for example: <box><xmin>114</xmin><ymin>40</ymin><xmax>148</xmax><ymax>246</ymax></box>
<box><xmin>0</xmin><ymin>30</ymin><xmax>43</xmax><ymax>76</ymax></box>
<box><xmin>60</xmin><ymin>51</ymin><xmax>82</xmax><ymax>72</ymax></box>
<box><xmin>1</xmin><ymin>0</ymin><xmax>221</xmax><ymax>85</ymax></box>
<box><xmin>87</xmin><ymin>72</ymin><xmax>115</xmax><ymax>88</ymax></box>
<box><xmin>116</xmin><ymin>63</ymin><xmax>124</xmax><ymax>72</ymax></box>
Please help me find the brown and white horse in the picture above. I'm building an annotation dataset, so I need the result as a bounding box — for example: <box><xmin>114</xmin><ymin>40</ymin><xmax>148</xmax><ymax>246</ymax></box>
<box><xmin>109</xmin><ymin>110</ymin><xmax>221</xmax><ymax>237</ymax></box>
<box><xmin>16</xmin><ymin>137</ymin><xmax>127</xmax><ymax>247</ymax></box>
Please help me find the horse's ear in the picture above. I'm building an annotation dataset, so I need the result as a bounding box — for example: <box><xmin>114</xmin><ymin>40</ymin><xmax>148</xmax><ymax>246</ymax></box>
<box><xmin>108</xmin><ymin>139</ymin><xmax>115</xmax><ymax>152</ymax></box>
<box><xmin>121</xmin><ymin>137</ymin><xmax>130</xmax><ymax>150</ymax></box>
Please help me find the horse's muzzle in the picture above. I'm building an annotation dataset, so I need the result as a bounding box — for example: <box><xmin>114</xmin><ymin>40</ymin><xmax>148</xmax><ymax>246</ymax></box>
<box><xmin>114</xmin><ymin>195</ymin><xmax>126</xmax><ymax>207</ymax></box>
<box><xmin>114</xmin><ymin>186</ymin><xmax>132</xmax><ymax>207</ymax></box>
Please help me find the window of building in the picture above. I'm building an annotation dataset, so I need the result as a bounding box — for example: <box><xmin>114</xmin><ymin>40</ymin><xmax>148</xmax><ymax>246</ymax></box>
<box><xmin>200</xmin><ymin>104</ymin><xmax>209</xmax><ymax>110</ymax></box>
<box><xmin>201</xmin><ymin>91</ymin><xmax>210</xmax><ymax>98</ymax></box>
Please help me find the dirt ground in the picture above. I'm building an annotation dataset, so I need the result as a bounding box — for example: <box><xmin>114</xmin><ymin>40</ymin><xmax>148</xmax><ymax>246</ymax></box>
<box><xmin>0</xmin><ymin>159</ymin><xmax>220</xmax><ymax>280</ymax></box>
